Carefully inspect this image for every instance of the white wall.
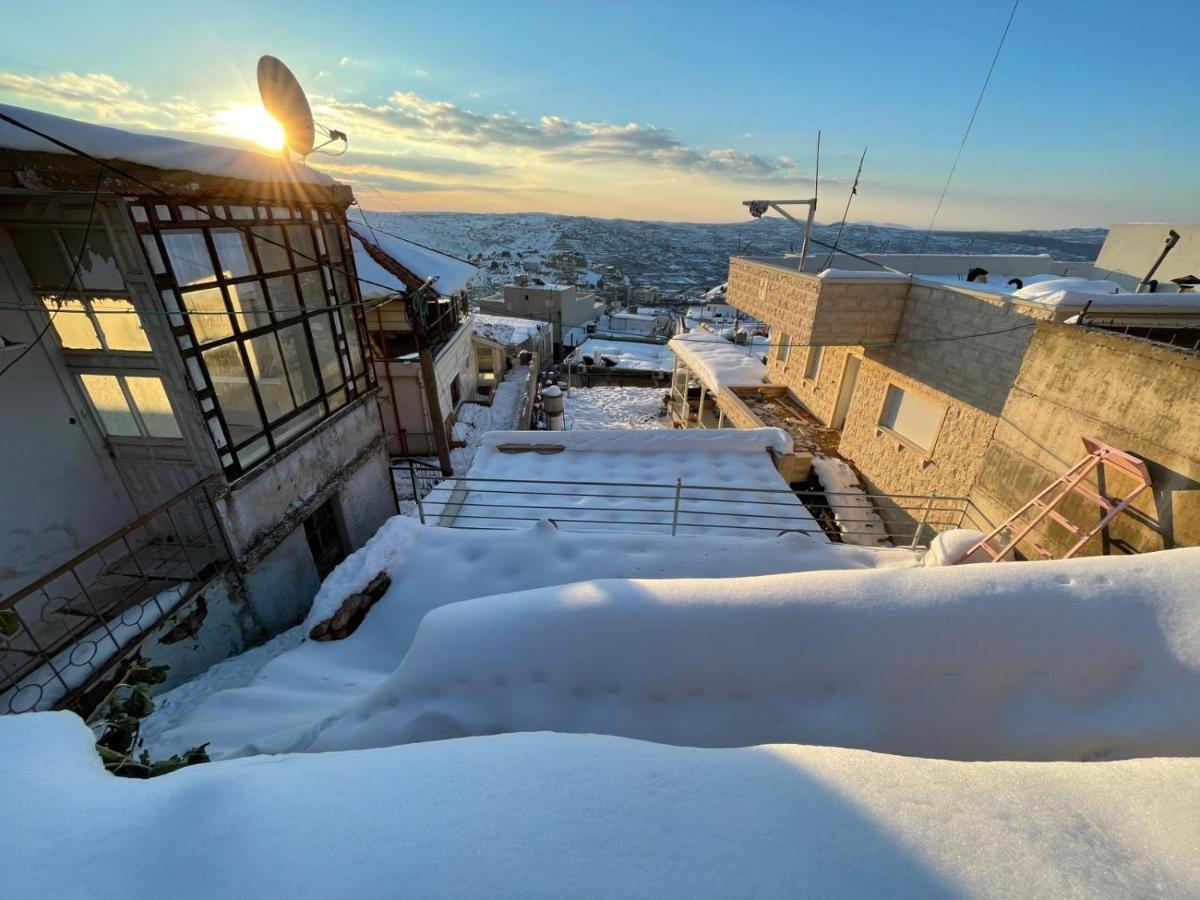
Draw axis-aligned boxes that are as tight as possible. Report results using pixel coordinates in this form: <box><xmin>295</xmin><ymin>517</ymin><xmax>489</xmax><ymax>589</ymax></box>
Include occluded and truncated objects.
<box><xmin>433</xmin><ymin>319</ymin><xmax>478</xmax><ymax>413</ymax></box>
<box><xmin>1094</xmin><ymin>224</ymin><xmax>1200</xmax><ymax>290</ymax></box>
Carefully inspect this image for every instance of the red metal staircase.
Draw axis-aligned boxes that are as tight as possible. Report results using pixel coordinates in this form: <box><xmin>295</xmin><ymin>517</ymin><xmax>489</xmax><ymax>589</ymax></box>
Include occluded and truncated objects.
<box><xmin>956</xmin><ymin>437</ymin><xmax>1152</xmax><ymax>563</ymax></box>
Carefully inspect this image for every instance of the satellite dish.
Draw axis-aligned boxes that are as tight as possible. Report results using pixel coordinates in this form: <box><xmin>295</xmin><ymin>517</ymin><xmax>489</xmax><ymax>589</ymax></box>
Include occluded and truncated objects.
<box><xmin>257</xmin><ymin>55</ymin><xmax>315</xmax><ymax>157</ymax></box>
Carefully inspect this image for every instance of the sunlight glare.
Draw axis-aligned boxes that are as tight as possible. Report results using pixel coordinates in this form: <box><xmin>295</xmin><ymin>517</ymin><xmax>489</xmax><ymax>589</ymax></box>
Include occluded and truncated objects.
<box><xmin>215</xmin><ymin>105</ymin><xmax>286</xmax><ymax>152</ymax></box>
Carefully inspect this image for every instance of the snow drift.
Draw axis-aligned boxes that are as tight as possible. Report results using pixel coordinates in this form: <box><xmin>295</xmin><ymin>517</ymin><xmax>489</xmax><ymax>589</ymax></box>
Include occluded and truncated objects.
<box><xmin>145</xmin><ymin>519</ymin><xmax>913</xmax><ymax>757</ymax></box>
<box><xmin>5</xmin><ymin>712</ymin><xmax>1199</xmax><ymax>899</ymax></box>
<box><xmin>278</xmin><ymin>548</ymin><xmax>1200</xmax><ymax>762</ymax></box>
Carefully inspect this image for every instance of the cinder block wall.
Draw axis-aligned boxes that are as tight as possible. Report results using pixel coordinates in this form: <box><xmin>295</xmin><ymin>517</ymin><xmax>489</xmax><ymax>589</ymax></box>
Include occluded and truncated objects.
<box><xmin>970</xmin><ymin>324</ymin><xmax>1200</xmax><ymax>556</ymax></box>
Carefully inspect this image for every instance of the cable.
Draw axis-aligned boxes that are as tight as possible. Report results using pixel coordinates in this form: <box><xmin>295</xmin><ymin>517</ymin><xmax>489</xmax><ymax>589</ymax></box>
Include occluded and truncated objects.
<box><xmin>916</xmin><ymin>0</ymin><xmax>1020</xmax><ymax>257</ymax></box>
<box><xmin>0</xmin><ymin>109</ymin><xmax>407</xmax><ymax>300</ymax></box>
<box><xmin>820</xmin><ymin>147</ymin><xmax>867</xmax><ymax>270</ymax></box>
<box><xmin>0</xmin><ymin>166</ymin><xmax>104</xmax><ymax>381</ymax></box>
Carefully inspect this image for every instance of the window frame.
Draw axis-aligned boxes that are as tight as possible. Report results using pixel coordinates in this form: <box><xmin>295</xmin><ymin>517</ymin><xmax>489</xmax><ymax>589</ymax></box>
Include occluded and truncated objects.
<box><xmin>877</xmin><ymin>383</ymin><xmax>948</xmax><ymax>455</ymax></box>
<box><xmin>803</xmin><ymin>345</ymin><xmax>823</xmax><ymax>381</ymax></box>
<box><xmin>775</xmin><ymin>331</ymin><xmax>791</xmax><ymax>365</ymax></box>
<box><xmin>129</xmin><ymin>200</ymin><xmax>374</xmax><ymax>478</ymax></box>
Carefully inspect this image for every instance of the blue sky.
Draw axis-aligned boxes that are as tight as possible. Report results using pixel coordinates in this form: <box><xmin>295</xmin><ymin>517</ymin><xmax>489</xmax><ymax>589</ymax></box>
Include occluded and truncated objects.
<box><xmin>0</xmin><ymin>0</ymin><xmax>1196</xmax><ymax>228</ymax></box>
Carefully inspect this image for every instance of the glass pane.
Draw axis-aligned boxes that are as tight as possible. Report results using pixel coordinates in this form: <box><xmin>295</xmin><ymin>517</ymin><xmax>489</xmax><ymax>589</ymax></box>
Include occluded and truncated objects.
<box><xmin>266</xmin><ymin>275</ymin><xmax>299</xmax><ymax>319</ymax></box>
<box><xmin>277</xmin><ymin>323</ymin><xmax>321</xmax><ymax>407</ymax></box>
<box><xmin>202</xmin><ymin>343</ymin><xmax>262</xmax><ymax>444</ymax></box>
<box><xmin>287</xmin><ymin>224</ymin><xmax>316</xmax><ymax>264</ymax></box>
<box><xmin>342</xmin><ymin>309</ymin><xmax>365</xmax><ymax>376</ymax></box>
<box><xmin>80</xmin><ymin>374</ymin><xmax>138</xmax><ymax>436</ymax></box>
<box><xmin>237</xmin><ymin>435</ymin><xmax>270</xmax><ymax>469</ymax></box>
<box><xmin>125</xmin><ymin>376</ymin><xmax>181</xmax><ymax>438</ymax></box>
<box><xmin>10</xmin><ymin>229</ymin><xmax>71</xmax><ymax>289</ymax></box>
<box><xmin>211</xmin><ymin>229</ymin><xmax>256</xmax><ymax>279</ymax></box>
<box><xmin>309</xmin><ymin>314</ymin><xmax>343</xmax><ymax>389</ymax></box>
<box><xmin>92</xmin><ymin>298</ymin><xmax>151</xmax><ymax>351</ymax></box>
<box><xmin>298</xmin><ymin>269</ymin><xmax>325</xmax><ymax>307</ymax></box>
<box><xmin>140</xmin><ymin>235</ymin><xmax>166</xmax><ymax>275</ymax></box>
<box><xmin>246</xmin><ymin>333</ymin><xmax>293</xmax><ymax>421</ymax></box>
<box><xmin>272</xmin><ymin>404</ymin><xmax>322</xmax><ymax>446</ymax></box>
<box><xmin>42</xmin><ymin>296</ymin><xmax>101</xmax><ymax>349</ymax></box>
<box><xmin>323</xmin><ymin>224</ymin><xmax>343</xmax><ymax>263</ymax></box>
<box><xmin>253</xmin><ymin>226</ymin><xmax>289</xmax><ymax>273</ymax></box>
<box><xmin>182</xmin><ymin>287</ymin><xmax>234</xmax><ymax>343</ymax></box>
<box><xmin>62</xmin><ymin>227</ymin><xmax>125</xmax><ymax>291</ymax></box>
<box><xmin>227</xmin><ymin>280</ymin><xmax>272</xmax><ymax>332</ymax></box>
<box><xmin>162</xmin><ymin>230</ymin><xmax>216</xmax><ymax>286</ymax></box>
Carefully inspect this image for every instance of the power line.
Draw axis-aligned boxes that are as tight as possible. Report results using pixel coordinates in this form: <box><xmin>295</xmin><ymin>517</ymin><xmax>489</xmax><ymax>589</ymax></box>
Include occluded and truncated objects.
<box><xmin>0</xmin><ymin>166</ymin><xmax>103</xmax><ymax>381</ymax></box>
<box><xmin>916</xmin><ymin>0</ymin><xmax>1020</xmax><ymax>257</ymax></box>
<box><xmin>0</xmin><ymin>109</ymin><xmax>408</xmax><ymax>300</ymax></box>
<box><xmin>821</xmin><ymin>146</ymin><xmax>867</xmax><ymax>270</ymax></box>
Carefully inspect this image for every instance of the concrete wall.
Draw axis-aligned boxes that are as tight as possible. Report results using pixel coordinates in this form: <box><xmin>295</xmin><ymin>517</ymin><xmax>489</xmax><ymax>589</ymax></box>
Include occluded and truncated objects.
<box><xmin>433</xmin><ymin>319</ymin><xmax>478</xmax><ymax>413</ymax></box>
<box><xmin>1094</xmin><ymin>224</ymin><xmax>1200</xmax><ymax>290</ymax></box>
<box><xmin>970</xmin><ymin>323</ymin><xmax>1200</xmax><ymax>556</ymax></box>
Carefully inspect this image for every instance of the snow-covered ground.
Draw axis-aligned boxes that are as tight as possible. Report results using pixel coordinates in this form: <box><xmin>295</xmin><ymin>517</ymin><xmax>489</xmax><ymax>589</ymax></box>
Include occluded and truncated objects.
<box><xmin>566</xmin><ymin>337</ymin><xmax>672</xmax><ymax>372</ymax></box>
<box><xmin>447</xmin><ymin>366</ymin><xmax>530</xmax><ymax>472</ymax></box>
<box><xmin>8</xmin><ymin>712</ymin><xmax>1199</xmax><ymax>899</ymax></box>
<box><xmin>144</xmin><ymin>518</ymin><xmax>911</xmax><ymax>758</ymax></box>
<box><xmin>565</xmin><ymin>386</ymin><xmax>669</xmax><ymax>430</ymax></box>
<box><xmin>811</xmin><ymin>456</ymin><xmax>892</xmax><ymax>547</ymax></box>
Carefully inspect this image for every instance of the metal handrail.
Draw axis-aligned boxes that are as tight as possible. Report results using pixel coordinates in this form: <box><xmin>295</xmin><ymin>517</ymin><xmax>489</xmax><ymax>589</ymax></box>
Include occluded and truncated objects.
<box><xmin>1</xmin><ymin>475</ymin><xmax>227</xmax><ymax>610</ymax></box>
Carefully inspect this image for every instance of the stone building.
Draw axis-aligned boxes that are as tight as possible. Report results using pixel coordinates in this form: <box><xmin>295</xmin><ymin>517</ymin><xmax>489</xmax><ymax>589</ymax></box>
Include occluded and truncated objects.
<box><xmin>711</xmin><ymin>226</ymin><xmax>1200</xmax><ymax>557</ymax></box>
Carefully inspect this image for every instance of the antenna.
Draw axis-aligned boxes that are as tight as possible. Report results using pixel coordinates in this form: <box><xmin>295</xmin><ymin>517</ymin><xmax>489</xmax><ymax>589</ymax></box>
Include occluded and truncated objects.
<box><xmin>257</xmin><ymin>55</ymin><xmax>348</xmax><ymax>160</ymax></box>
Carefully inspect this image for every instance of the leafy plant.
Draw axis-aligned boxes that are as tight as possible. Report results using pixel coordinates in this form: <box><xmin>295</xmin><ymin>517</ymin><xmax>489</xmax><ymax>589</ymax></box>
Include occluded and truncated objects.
<box><xmin>91</xmin><ymin>657</ymin><xmax>209</xmax><ymax>779</ymax></box>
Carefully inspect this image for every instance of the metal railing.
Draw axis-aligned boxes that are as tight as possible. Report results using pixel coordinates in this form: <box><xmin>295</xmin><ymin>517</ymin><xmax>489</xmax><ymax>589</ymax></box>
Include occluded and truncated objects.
<box><xmin>399</xmin><ymin>474</ymin><xmax>986</xmax><ymax>544</ymax></box>
<box><xmin>1</xmin><ymin>477</ymin><xmax>233</xmax><ymax>716</ymax></box>
<box><xmin>390</xmin><ymin>458</ymin><xmax>449</xmax><ymax>510</ymax></box>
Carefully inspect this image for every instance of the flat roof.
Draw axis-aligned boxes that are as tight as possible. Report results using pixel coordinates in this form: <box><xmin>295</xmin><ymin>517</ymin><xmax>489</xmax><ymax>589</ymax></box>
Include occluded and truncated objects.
<box><xmin>668</xmin><ymin>333</ymin><xmax>769</xmax><ymax>392</ymax></box>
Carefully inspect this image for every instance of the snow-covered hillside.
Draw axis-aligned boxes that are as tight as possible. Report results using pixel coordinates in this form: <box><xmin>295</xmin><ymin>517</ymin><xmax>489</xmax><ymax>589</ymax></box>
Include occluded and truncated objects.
<box><xmin>360</xmin><ymin>210</ymin><xmax>1106</xmax><ymax>298</ymax></box>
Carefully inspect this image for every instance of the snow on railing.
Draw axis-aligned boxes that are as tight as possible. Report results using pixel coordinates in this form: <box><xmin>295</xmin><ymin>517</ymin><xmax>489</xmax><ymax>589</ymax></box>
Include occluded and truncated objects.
<box><xmin>0</xmin><ymin>478</ymin><xmax>233</xmax><ymax>716</ymax></box>
<box><xmin>396</xmin><ymin>474</ymin><xmax>982</xmax><ymax>545</ymax></box>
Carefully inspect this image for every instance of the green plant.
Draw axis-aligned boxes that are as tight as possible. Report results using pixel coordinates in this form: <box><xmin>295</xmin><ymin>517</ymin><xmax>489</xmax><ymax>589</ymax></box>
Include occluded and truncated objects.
<box><xmin>91</xmin><ymin>657</ymin><xmax>209</xmax><ymax>779</ymax></box>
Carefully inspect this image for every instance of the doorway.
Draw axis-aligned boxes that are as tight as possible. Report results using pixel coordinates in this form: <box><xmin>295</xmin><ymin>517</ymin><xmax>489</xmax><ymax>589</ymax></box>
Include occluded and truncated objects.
<box><xmin>832</xmin><ymin>355</ymin><xmax>861</xmax><ymax>429</ymax></box>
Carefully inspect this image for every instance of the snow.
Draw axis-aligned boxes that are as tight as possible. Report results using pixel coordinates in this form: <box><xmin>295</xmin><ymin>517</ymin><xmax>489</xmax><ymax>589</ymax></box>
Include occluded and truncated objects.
<box><xmin>448</xmin><ymin>366</ymin><xmax>530</xmax><ymax>472</ymax></box>
<box><xmin>439</xmin><ymin>427</ymin><xmax>817</xmax><ymax>537</ymax></box>
<box><xmin>145</xmin><ymin>518</ymin><xmax>907</xmax><ymax>759</ymax></box>
<box><xmin>471</xmin><ymin>312</ymin><xmax>548</xmax><ymax>348</ymax></box>
<box><xmin>350</xmin><ymin>234</ymin><xmax>406</xmax><ymax>300</ymax></box>
<box><xmin>0</xmin><ymin>103</ymin><xmax>334</xmax><ymax>186</ymax></box>
<box><xmin>817</xmin><ymin>268</ymin><xmax>911</xmax><ymax>281</ymax></box>
<box><xmin>566</xmin><ymin>337</ymin><xmax>672</xmax><ymax>372</ymax></box>
<box><xmin>810</xmin><ymin>456</ymin><xmax>892</xmax><ymax>547</ymax></box>
<box><xmin>669</xmin><ymin>332</ymin><xmax>768</xmax><ymax>391</ymax></box>
<box><xmin>231</xmin><ymin>547</ymin><xmax>1200</xmax><ymax>761</ymax></box>
<box><xmin>1</xmin><ymin>582</ymin><xmax>188</xmax><ymax>713</ymax></box>
<box><xmin>8</xmin><ymin>713</ymin><xmax>1200</xmax><ymax>899</ymax></box>
<box><xmin>564</xmin><ymin>386</ymin><xmax>668</xmax><ymax>430</ymax></box>
<box><xmin>348</xmin><ymin>222</ymin><xmax>477</xmax><ymax>295</ymax></box>
<box><xmin>1012</xmin><ymin>277</ymin><xmax>1121</xmax><ymax>300</ymax></box>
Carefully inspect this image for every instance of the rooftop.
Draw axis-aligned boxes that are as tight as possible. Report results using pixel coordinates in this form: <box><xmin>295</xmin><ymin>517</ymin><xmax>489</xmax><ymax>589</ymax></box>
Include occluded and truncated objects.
<box><xmin>668</xmin><ymin>332</ymin><xmax>769</xmax><ymax>391</ymax></box>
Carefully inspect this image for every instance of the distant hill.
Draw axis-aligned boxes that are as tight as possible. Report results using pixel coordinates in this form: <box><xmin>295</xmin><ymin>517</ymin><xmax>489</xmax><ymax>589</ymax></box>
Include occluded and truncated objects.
<box><xmin>358</xmin><ymin>210</ymin><xmax>1107</xmax><ymax>296</ymax></box>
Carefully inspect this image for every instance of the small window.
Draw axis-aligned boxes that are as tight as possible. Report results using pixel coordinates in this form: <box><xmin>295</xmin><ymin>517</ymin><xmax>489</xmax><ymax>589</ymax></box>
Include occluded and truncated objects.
<box><xmin>879</xmin><ymin>384</ymin><xmax>946</xmax><ymax>453</ymax></box>
<box><xmin>776</xmin><ymin>332</ymin><xmax>791</xmax><ymax>364</ymax></box>
<box><xmin>79</xmin><ymin>373</ymin><xmax>181</xmax><ymax>439</ymax></box>
<box><xmin>450</xmin><ymin>374</ymin><xmax>462</xmax><ymax>407</ymax></box>
<box><xmin>304</xmin><ymin>498</ymin><xmax>347</xmax><ymax>580</ymax></box>
<box><xmin>804</xmin><ymin>345</ymin><xmax>823</xmax><ymax>381</ymax></box>
<box><xmin>41</xmin><ymin>296</ymin><xmax>151</xmax><ymax>351</ymax></box>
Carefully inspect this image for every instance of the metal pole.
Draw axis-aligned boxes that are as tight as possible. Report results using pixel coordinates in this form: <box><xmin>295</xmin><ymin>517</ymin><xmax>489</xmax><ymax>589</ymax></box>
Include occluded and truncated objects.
<box><xmin>409</xmin><ymin>464</ymin><xmax>426</xmax><ymax>525</ymax></box>
<box><xmin>910</xmin><ymin>492</ymin><xmax>936</xmax><ymax>549</ymax></box>
<box><xmin>671</xmin><ymin>478</ymin><xmax>682</xmax><ymax>536</ymax></box>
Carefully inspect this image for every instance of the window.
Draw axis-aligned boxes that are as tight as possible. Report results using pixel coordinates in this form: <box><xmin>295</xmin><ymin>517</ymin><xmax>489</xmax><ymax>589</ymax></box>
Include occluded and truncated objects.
<box><xmin>130</xmin><ymin>202</ymin><xmax>373</xmax><ymax>478</ymax></box>
<box><xmin>303</xmin><ymin>497</ymin><xmax>347</xmax><ymax>579</ymax></box>
<box><xmin>775</xmin><ymin>331</ymin><xmax>791</xmax><ymax>364</ymax></box>
<box><xmin>879</xmin><ymin>384</ymin><xmax>946</xmax><ymax>453</ymax></box>
<box><xmin>78</xmin><ymin>374</ymin><xmax>182</xmax><ymax>438</ymax></box>
<box><xmin>450</xmin><ymin>374</ymin><xmax>462</xmax><ymax>407</ymax></box>
<box><xmin>804</xmin><ymin>345</ymin><xmax>823</xmax><ymax>381</ymax></box>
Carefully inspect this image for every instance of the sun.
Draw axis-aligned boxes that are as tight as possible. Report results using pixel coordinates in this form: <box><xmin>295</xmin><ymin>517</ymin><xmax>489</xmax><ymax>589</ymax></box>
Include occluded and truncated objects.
<box><xmin>215</xmin><ymin>105</ymin><xmax>286</xmax><ymax>152</ymax></box>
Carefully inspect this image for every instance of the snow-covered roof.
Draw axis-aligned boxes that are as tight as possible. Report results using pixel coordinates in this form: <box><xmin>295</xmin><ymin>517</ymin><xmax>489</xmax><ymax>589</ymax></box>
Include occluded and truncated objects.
<box><xmin>668</xmin><ymin>332</ymin><xmax>769</xmax><ymax>391</ymax></box>
<box><xmin>817</xmin><ymin>268</ymin><xmax>911</xmax><ymax>282</ymax></box>
<box><xmin>568</xmin><ymin>338</ymin><xmax>672</xmax><ymax>372</ymax></box>
<box><xmin>0</xmin><ymin>103</ymin><xmax>335</xmax><ymax>187</ymax></box>
<box><xmin>471</xmin><ymin>313</ymin><xmax>548</xmax><ymax>349</ymax></box>
<box><xmin>442</xmin><ymin>428</ymin><xmax>811</xmax><ymax>537</ymax></box>
<box><xmin>916</xmin><ymin>273</ymin><xmax>1200</xmax><ymax>315</ymax></box>
<box><xmin>350</xmin><ymin>234</ymin><xmax>407</xmax><ymax>301</ymax></box>
<box><xmin>348</xmin><ymin>222</ymin><xmax>477</xmax><ymax>296</ymax></box>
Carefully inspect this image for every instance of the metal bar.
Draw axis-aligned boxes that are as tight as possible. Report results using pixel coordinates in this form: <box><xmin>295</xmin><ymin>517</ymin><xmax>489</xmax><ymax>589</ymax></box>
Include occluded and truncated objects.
<box><xmin>910</xmin><ymin>493</ymin><xmax>936</xmax><ymax>550</ymax></box>
<box><xmin>410</xmin><ymin>464</ymin><xmax>426</xmax><ymax>525</ymax></box>
<box><xmin>671</xmin><ymin>479</ymin><xmax>683</xmax><ymax>536</ymax></box>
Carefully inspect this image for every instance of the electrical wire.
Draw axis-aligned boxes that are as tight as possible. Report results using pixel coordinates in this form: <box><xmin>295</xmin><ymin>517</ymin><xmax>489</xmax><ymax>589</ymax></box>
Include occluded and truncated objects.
<box><xmin>0</xmin><ymin>166</ymin><xmax>103</xmax><ymax>381</ymax></box>
<box><xmin>0</xmin><ymin>109</ymin><xmax>408</xmax><ymax>300</ymax></box>
<box><xmin>915</xmin><ymin>0</ymin><xmax>1020</xmax><ymax>257</ymax></box>
<box><xmin>820</xmin><ymin>147</ymin><xmax>867</xmax><ymax>270</ymax></box>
